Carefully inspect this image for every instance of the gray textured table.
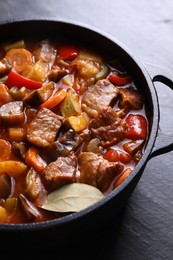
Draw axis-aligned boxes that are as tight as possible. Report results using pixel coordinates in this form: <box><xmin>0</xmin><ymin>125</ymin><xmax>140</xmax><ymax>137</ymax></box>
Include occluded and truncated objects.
<box><xmin>1</xmin><ymin>1</ymin><xmax>173</xmax><ymax>259</ymax></box>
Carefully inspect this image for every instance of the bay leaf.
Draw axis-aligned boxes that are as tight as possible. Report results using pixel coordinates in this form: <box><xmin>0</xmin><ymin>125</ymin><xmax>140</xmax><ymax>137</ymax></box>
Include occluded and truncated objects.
<box><xmin>41</xmin><ymin>183</ymin><xmax>104</xmax><ymax>213</ymax></box>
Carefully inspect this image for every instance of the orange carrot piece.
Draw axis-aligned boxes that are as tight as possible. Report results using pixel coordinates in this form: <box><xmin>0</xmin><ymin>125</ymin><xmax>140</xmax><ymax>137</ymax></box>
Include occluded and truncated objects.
<box><xmin>40</xmin><ymin>89</ymin><xmax>67</xmax><ymax>110</ymax></box>
<box><xmin>5</xmin><ymin>48</ymin><xmax>33</xmax><ymax>74</ymax></box>
<box><xmin>0</xmin><ymin>84</ymin><xmax>13</xmax><ymax>106</ymax></box>
<box><xmin>25</xmin><ymin>146</ymin><xmax>47</xmax><ymax>173</ymax></box>
<box><xmin>0</xmin><ymin>139</ymin><xmax>11</xmax><ymax>161</ymax></box>
<box><xmin>0</xmin><ymin>161</ymin><xmax>27</xmax><ymax>177</ymax></box>
<box><xmin>113</xmin><ymin>168</ymin><xmax>132</xmax><ymax>189</ymax></box>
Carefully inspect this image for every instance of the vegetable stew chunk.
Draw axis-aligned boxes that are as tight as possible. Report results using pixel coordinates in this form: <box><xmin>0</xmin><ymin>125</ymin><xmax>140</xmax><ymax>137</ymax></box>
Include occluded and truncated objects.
<box><xmin>27</xmin><ymin>107</ymin><xmax>63</xmax><ymax>147</ymax></box>
<box><xmin>42</xmin><ymin>153</ymin><xmax>77</xmax><ymax>191</ymax></box>
<box><xmin>82</xmin><ymin>79</ymin><xmax>119</xmax><ymax>117</ymax></box>
<box><xmin>78</xmin><ymin>152</ymin><xmax>124</xmax><ymax>192</ymax></box>
<box><xmin>89</xmin><ymin>106</ymin><xmax>127</xmax><ymax>147</ymax></box>
<box><xmin>0</xmin><ymin>101</ymin><xmax>25</xmax><ymax>125</ymax></box>
<box><xmin>45</xmin><ymin>129</ymin><xmax>83</xmax><ymax>162</ymax></box>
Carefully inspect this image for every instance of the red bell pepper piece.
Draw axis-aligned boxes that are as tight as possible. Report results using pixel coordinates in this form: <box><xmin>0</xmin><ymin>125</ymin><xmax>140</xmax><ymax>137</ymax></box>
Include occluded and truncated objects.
<box><xmin>5</xmin><ymin>69</ymin><xmax>42</xmax><ymax>89</ymax></box>
<box><xmin>108</xmin><ymin>74</ymin><xmax>132</xmax><ymax>86</ymax></box>
<box><xmin>125</xmin><ymin>114</ymin><xmax>147</xmax><ymax>140</ymax></box>
<box><xmin>58</xmin><ymin>45</ymin><xmax>78</xmax><ymax>61</ymax></box>
<box><xmin>104</xmin><ymin>149</ymin><xmax>131</xmax><ymax>164</ymax></box>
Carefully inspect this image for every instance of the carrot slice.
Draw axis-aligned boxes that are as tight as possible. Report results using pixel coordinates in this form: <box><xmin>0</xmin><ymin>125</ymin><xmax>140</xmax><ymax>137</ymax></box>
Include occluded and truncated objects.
<box><xmin>40</xmin><ymin>89</ymin><xmax>67</xmax><ymax>109</ymax></box>
<box><xmin>25</xmin><ymin>146</ymin><xmax>47</xmax><ymax>173</ymax></box>
<box><xmin>113</xmin><ymin>168</ymin><xmax>132</xmax><ymax>188</ymax></box>
<box><xmin>5</xmin><ymin>48</ymin><xmax>33</xmax><ymax>74</ymax></box>
<box><xmin>0</xmin><ymin>139</ymin><xmax>11</xmax><ymax>161</ymax></box>
<box><xmin>0</xmin><ymin>83</ymin><xmax>13</xmax><ymax>106</ymax></box>
<box><xmin>0</xmin><ymin>161</ymin><xmax>27</xmax><ymax>177</ymax></box>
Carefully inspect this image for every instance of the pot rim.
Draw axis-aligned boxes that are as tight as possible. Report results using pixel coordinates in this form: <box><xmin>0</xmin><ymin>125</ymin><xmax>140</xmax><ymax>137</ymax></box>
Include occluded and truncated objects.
<box><xmin>0</xmin><ymin>17</ymin><xmax>159</xmax><ymax>231</ymax></box>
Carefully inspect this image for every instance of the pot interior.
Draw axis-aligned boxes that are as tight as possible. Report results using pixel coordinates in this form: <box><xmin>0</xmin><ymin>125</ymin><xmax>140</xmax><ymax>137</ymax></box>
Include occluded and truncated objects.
<box><xmin>0</xmin><ymin>19</ymin><xmax>158</xmax><ymax>237</ymax></box>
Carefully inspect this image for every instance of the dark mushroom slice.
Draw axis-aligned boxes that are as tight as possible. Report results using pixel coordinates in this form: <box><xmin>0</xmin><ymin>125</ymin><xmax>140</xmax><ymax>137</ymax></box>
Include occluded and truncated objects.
<box><xmin>25</xmin><ymin>168</ymin><xmax>47</xmax><ymax>204</ymax></box>
<box><xmin>44</xmin><ymin>129</ymin><xmax>83</xmax><ymax>162</ymax></box>
<box><xmin>12</xmin><ymin>142</ymin><xmax>27</xmax><ymax>161</ymax></box>
<box><xmin>19</xmin><ymin>193</ymin><xmax>43</xmax><ymax>222</ymax></box>
<box><xmin>0</xmin><ymin>173</ymin><xmax>11</xmax><ymax>199</ymax></box>
<box><xmin>23</xmin><ymin>81</ymin><xmax>55</xmax><ymax>106</ymax></box>
<box><xmin>0</xmin><ymin>101</ymin><xmax>25</xmax><ymax>125</ymax></box>
<box><xmin>118</xmin><ymin>86</ymin><xmax>144</xmax><ymax>110</ymax></box>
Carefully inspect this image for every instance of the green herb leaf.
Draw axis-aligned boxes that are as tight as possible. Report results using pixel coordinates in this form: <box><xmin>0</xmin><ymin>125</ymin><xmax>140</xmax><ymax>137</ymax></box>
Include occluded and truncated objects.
<box><xmin>41</xmin><ymin>183</ymin><xmax>104</xmax><ymax>213</ymax></box>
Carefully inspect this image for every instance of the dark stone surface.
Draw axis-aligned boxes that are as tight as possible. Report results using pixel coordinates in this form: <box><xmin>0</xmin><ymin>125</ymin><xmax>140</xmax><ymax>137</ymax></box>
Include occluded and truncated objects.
<box><xmin>1</xmin><ymin>1</ymin><xmax>173</xmax><ymax>259</ymax></box>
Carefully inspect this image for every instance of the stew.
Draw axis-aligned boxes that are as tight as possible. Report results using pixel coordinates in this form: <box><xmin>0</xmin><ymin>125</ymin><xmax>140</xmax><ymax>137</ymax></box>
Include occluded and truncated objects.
<box><xmin>0</xmin><ymin>38</ymin><xmax>148</xmax><ymax>223</ymax></box>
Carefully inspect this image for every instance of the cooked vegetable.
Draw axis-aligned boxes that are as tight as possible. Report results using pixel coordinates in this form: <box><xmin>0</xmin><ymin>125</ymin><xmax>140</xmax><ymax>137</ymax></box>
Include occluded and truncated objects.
<box><xmin>19</xmin><ymin>193</ymin><xmax>43</xmax><ymax>221</ymax></box>
<box><xmin>123</xmin><ymin>140</ymin><xmax>144</xmax><ymax>156</ymax></box>
<box><xmin>3</xmin><ymin>40</ymin><xmax>26</xmax><ymax>52</ymax></box>
<box><xmin>0</xmin><ymin>83</ymin><xmax>13</xmax><ymax>106</ymax></box>
<box><xmin>4</xmin><ymin>197</ymin><xmax>18</xmax><ymax>214</ymax></box>
<box><xmin>64</xmin><ymin>112</ymin><xmax>89</xmax><ymax>132</ymax></box>
<box><xmin>0</xmin><ymin>139</ymin><xmax>11</xmax><ymax>161</ymax></box>
<box><xmin>60</xmin><ymin>88</ymin><xmax>81</xmax><ymax>118</ymax></box>
<box><xmin>5</xmin><ymin>48</ymin><xmax>33</xmax><ymax>74</ymax></box>
<box><xmin>25</xmin><ymin>146</ymin><xmax>47</xmax><ymax>172</ymax></box>
<box><xmin>5</xmin><ymin>69</ymin><xmax>42</xmax><ymax>89</ymax></box>
<box><xmin>58</xmin><ymin>45</ymin><xmax>78</xmax><ymax>61</ymax></box>
<box><xmin>125</xmin><ymin>114</ymin><xmax>147</xmax><ymax>140</ymax></box>
<box><xmin>23</xmin><ymin>60</ymin><xmax>48</xmax><ymax>82</ymax></box>
<box><xmin>113</xmin><ymin>168</ymin><xmax>132</xmax><ymax>188</ymax></box>
<box><xmin>0</xmin><ymin>206</ymin><xmax>7</xmax><ymax>223</ymax></box>
<box><xmin>8</xmin><ymin>127</ymin><xmax>25</xmax><ymax>142</ymax></box>
<box><xmin>0</xmin><ymin>161</ymin><xmax>27</xmax><ymax>177</ymax></box>
<box><xmin>0</xmin><ymin>58</ymin><xmax>11</xmax><ymax>75</ymax></box>
<box><xmin>0</xmin><ymin>101</ymin><xmax>25</xmax><ymax>125</ymax></box>
<box><xmin>25</xmin><ymin>168</ymin><xmax>47</xmax><ymax>203</ymax></box>
<box><xmin>40</xmin><ymin>89</ymin><xmax>67</xmax><ymax>109</ymax></box>
<box><xmin>103</xmin><ymin>149</ymin><xmax>131</xmax><ymax>164</ymax></box>
<box><xmin>108</xmin><ymin>74</ymin><xmax>132</xmax><ymax>86</ymax></box>
<box><xmin>0</xmin><ymin>173</ymin><xmax>11</xmax><ymax>198</ymax></box>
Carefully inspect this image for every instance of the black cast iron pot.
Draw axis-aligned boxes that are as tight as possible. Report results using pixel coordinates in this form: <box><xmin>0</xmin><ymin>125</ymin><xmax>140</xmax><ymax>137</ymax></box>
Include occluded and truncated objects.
<box><xmin>1</xmin><ymin>18</ymin><xmax>173</xmax><ymax>247</ymax></box>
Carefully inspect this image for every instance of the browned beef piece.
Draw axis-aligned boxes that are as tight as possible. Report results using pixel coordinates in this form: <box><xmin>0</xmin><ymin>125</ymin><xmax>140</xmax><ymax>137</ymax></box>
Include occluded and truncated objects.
<box><xmin>27</xmin><ymin>107</ymin><xmax>63</xmax><ymax>147</ymax></box>
<box><xmin>82</xmin><ymin>79</ymin><xmax>119</xmax><ymax>117</ymax></box>
<box><xmin>118</xmin><ymin>86</ymin><xmax>144</xmax><ymax>110</ymax></box>
<box><xmin>0</xmin><ymin>101</ymin><xmax>24</xmax><ymax>125</ymax></box>
<box><xmin>78</xmin><ymin>152</ymin><xmax>124</xmax><ymax>192</ymax></box>
<box><xmin>42</xmin><ymin>153</ymin><xmax>77</xmax><ymax>191</ymax></box>
<box><xmin>89</xmin><ymin>106</ymin><xmax>127</xmax><ymax>147</ymax></box>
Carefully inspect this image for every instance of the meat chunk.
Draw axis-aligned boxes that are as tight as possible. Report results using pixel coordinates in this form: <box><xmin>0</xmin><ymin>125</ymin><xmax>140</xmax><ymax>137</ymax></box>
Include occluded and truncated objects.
<box><xmin>78</xmin><ymin>152</ymin><xmax>123</xmax><ymax>192</ymax></box>
<box><xmin>42</xmin><ymin>153</ymin><xmax>77</xmax><ymax>191</ymax></box>
<box><xmin>118</xmin><ymin>86</ymin><xmax>144</xmax><ymax>110</ymax></box>
<box><xmin>89</xmin><ymin>107</ymin><xmax>127</xmax><ymax>147</ymax></box>
<box><xmin>33</xmin><ymin>40</ymin><xmax>56</xmax><ymax>67</ymax></box>
<box><xmin>82</xmin><ymin>79</ymin><xmax>119</xmax><ymax>117</ymax></box>
<box><xmin>0</xmin><ymin>101</ymin><xmax>24</xmax><ymax>125</ymax></box>
<box><xmin>27</xmin><ymin>107</ymin><xmax>63</xmax><ymax>147</ymax></box>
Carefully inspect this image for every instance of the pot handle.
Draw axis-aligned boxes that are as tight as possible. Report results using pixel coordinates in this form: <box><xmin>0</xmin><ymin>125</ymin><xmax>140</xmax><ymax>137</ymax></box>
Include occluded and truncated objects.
<box><xmin>145</xmin><ymin>63</ymin><xmax>173</xmax><ymax>159</ymax></box>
